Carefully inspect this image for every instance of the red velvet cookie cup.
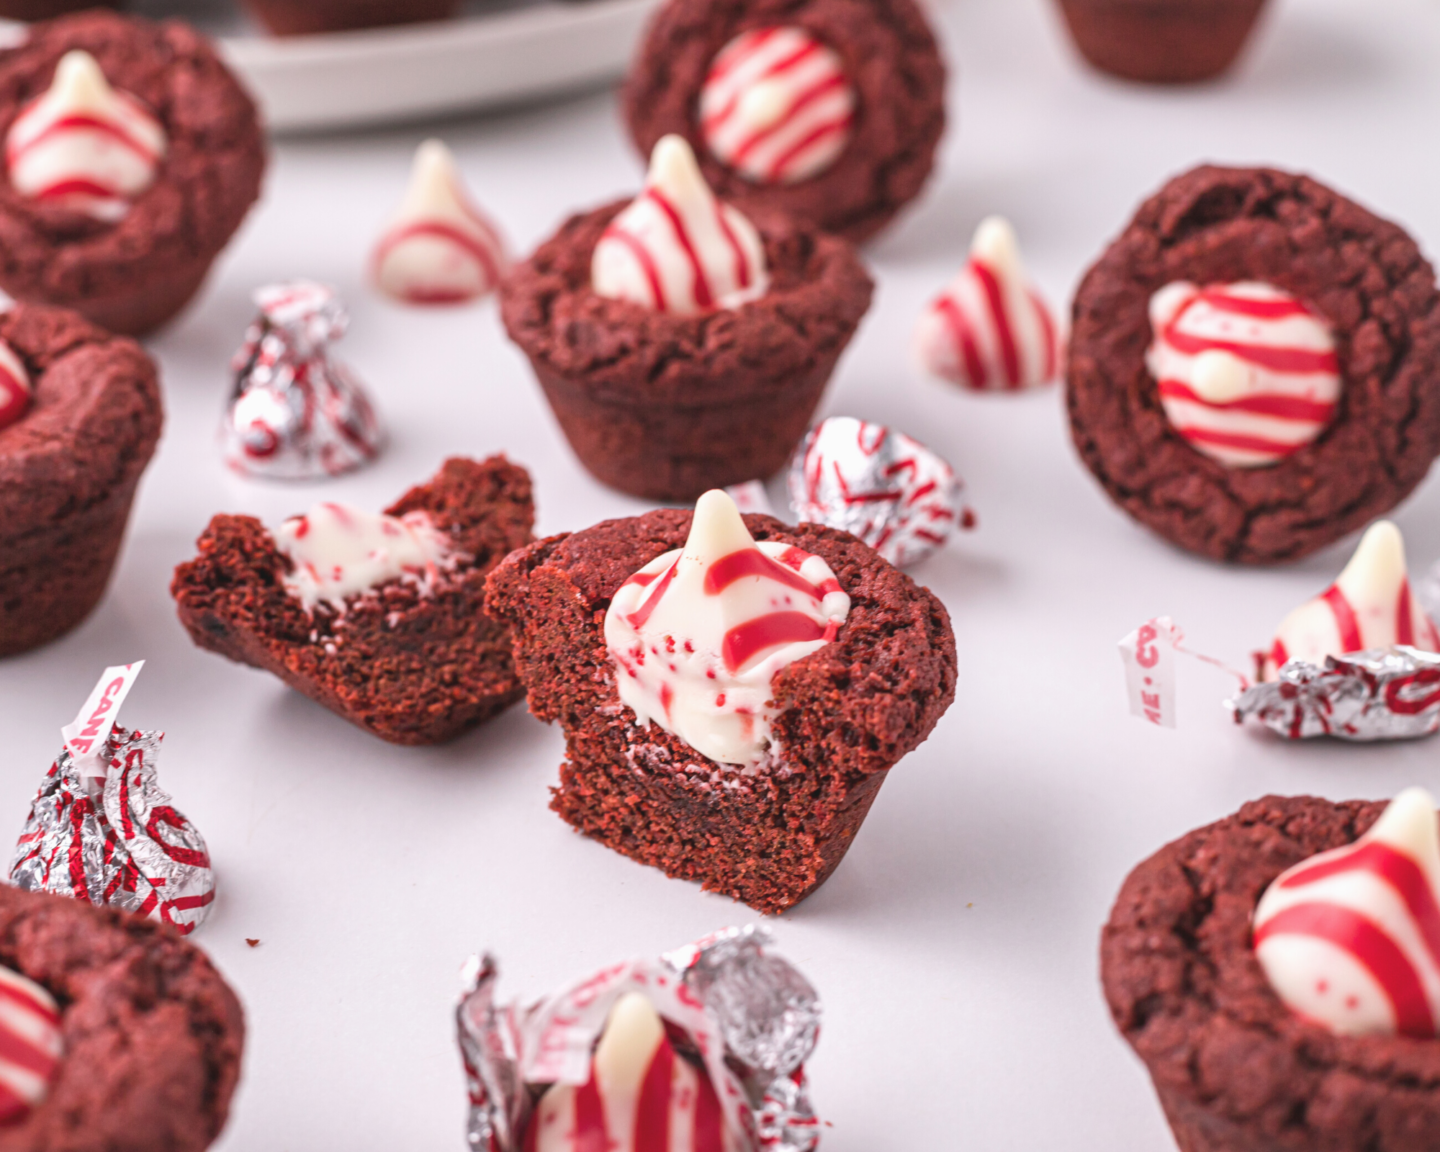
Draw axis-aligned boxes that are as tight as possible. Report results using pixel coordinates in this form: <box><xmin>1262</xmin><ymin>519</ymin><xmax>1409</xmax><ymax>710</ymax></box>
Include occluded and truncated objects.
<box><xmin>0</xmin><ymin>303</ymin><xmax>163</xmax><ymax>658</ymax></box>
<box><xmin>1054</xmin><ymin>0</ymin><xmax>1271</xmax><ymax>85</ymax></box>
<box><xmin>242</xmin><ymin>0</ymin><xmax>462</xmax><ymax>35</ymax></box>
<box><xmin>1066</xmin><ymin>165</ymin><xmax>1440</xmax><ymax>565</ymax></box>
<box><xmin>1102</xmin><ymin>795</ymin><xmax>1440</xmax><ymax>1152</ymax></box>
<box><xmin>0</xmin><ymin>0</ymin><xmax>117</xmax><ymax>18</ymax></box>
<box><xmin>500</xmin><ymin>200</ymin><xmax>873</xmax><ymax>501</ymax></box>
<box><xmin>0</xmin><ymin>885</ymin><xmax>244</xmax><ymax>1152</ymax></box>
<box><xmin>485</xmin><ymin>508</ymin><xmax>956</xmax><ymax>914</ymax></box>
<box><xmin>0</xmin><ymin>12</ymin><xmax>266</xmax><ymax>337</ymax></box>
<box><xmin>623</xmin><ymin>0</ymin><xmax>947</xmax><ymax>243</ymax></box>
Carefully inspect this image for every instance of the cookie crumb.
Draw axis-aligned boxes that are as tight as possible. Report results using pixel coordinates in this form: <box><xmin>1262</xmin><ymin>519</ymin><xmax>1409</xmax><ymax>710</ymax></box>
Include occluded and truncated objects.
<box><xmin>245</xmin><ymin>938</ymin><xmax>260</xmax><ymax>948</ymax></box>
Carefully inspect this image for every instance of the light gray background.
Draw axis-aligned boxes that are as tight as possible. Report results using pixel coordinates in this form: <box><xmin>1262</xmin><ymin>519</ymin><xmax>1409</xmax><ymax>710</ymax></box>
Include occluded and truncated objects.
<box><xmin>3</xmin><ymin>0</ymin><xmax>1439</xmax><ymax>1147</ymax></box>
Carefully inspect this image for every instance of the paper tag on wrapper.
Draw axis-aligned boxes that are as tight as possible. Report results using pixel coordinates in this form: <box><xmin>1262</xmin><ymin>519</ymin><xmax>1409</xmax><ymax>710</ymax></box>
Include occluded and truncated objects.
<box><xmin>1119</xmin><ymin>618</ymin><xmax>1178</xmax><ymax>728</ymax></box>
<box><xmin>60</xmin><ymin>662</ymin><xmax>144</xmax><ymax>777</ymax></box>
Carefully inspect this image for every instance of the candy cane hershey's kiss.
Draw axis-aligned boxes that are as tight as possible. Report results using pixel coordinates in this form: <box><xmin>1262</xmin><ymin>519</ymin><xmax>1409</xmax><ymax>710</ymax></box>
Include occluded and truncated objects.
<box><xmin>1148</xmin><ymin>280</ymin><xmax>1342</xmax><ymax>468</ymax></box>
<box><xmin>372</xmin><ymin>139</ymin><xmax>507</xmax><ymax>305</ymax></box>
<box><xmin>524</xmin><ymin>992</ymin><xmax>733</xmax><ymax>1152</ymax></box>
<box><xmin>604</xmin><ymin>489</ymin><xmax>850</xmax><ymax>767</ymax></box>
<box><xmin>914</xmin><ymin>217</ymin><xmax>1061</xmax><ymax>392</ymax></box>
<box><xmin>1260</xmin><ymin>521</ymin><xmax>1440</xmax><ymax>680</ymax></box>
<box><xmin>0</xmin><ymin>340</ymin><xmax>31</xmax><ymax>432</ymax></box>
<box><xmin>1254</xmin><ymin>787</ymin><xmax>1440</xmax><ymax>1038</ymax></box>
<box><xmin>698</xmin><ymin>26</ymin><xmax>857</xmax><ymax>187</ymax></box>
<box><xmin>592</xmin><ymin>135</ymin><xmax>768</xmax><ymax>317</ymax></box>
<box><xmin>6</xmin><ymin>50</ymin><xmax>166</xmax><ymax>222</ymax></box>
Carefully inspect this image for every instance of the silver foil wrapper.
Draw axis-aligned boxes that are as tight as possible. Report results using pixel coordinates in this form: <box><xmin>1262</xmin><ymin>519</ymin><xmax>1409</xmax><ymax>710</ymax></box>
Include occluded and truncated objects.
<box><xmin>788</xmin><ymin>415</ymin><xmax>969</xmax><ymax>567</ymax></box>
<box><xmin>9</xmin><ymin>726</ymin><xmax>215</xmax><ymax>933</ymax></box>
<box><xmin>222</xmin><ymin>281</ymin><xmax>382</xmax><ymax>480</ymax></box>
<box><xmin>457</xmin><ymin>925</ymin><xmax>821</xmax><ymax>1152</ymax></box>
<box><xmin>1230</xmin><ymin>647</ymin><xmax>1440</xmax><ymax>741</ymax></box>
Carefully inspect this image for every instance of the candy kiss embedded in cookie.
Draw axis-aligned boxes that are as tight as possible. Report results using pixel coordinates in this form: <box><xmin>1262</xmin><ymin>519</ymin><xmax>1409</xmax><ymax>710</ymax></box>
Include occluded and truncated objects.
<box><xmin>1254</xmin><ymin>787</ymin><xmax>1440</xmax><ymax>1038</ymax></box>
<box><xmin>698</xmin><ymin>26</ymin><xmax>857</xmax><ymax>186</ymax></box>
<box><xmin>6</xmin><ymin>50</ymin><xmax>166</xmax><ymax>222</ymax></box>
<box><xmin>524</xmin><ymin>992</ymin><xmax>728</xmax><ymax>1152</ymax></box>
<box><xmin>592</xmin><ymin>135</ymin><xmax>768</xmax><ymax>316</ymax></box>
<box><xmin>604</xmin><ymin>489</ymin><xmax>849</xmax><ymax>766</ymax></box>
<box><xmin>1261</xmin><ymin>521</ymin><xmax>1440</xmax><ymax>680</ymax></box>
<box><xmin>0</xmin><ymin>340</ymin><xmax>31</xmax><ymax>432</ymax></box>
<box><xmin>372</xmin><ymin>140</ymin><xmax>507</xmax><ymax>305</ymax></box>
<box><xmin>275</xmin><ymin>501</ymin><xmax>459</xmax><ymax>612</ymax></box>
<box><xmin>0</xmin><ymin>965</ymin><xmax>61</xmax><ymax>1125</ymax></box>
<box><xmin>914</xmin><ymin>217</ymin><xmax>1060</xmax><ymax>391</ymax></box>
<box><xmin>1147</xmin><ymin>280</ymin><xmax>1342</xmax><ymax>468</ymax></box>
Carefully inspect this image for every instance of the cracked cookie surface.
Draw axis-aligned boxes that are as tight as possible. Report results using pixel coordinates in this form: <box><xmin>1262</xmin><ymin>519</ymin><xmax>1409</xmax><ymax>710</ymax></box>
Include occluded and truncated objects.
<box><xmin>1102</xmin><ymin>794</ymin><xmax>1440</xmax><ymax>1152</ymax></box>
<box><xmin>1067</xmin><ymin>166</ymin><xmax>1440</xmax><ymax>565</ymax></box>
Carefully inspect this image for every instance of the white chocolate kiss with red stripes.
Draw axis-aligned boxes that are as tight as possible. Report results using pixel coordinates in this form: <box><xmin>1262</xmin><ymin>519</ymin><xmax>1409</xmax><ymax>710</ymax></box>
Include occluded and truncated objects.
<box><xmin>698</xmin><ymin>25</ymin><xmax>856</xmax><ymax>187</ymax></box>
<box><xmin>525</xmin><ymin>992</ymin><xmax>736</xmax><ymax>1152</ymax></box>
<box><xmin>605</xmin><ymin>489</ymin><xmax>850</xmax><ymax>767</ymax></box>
<box><xmin>1261</xmin><ymin>521</ymin><xmax>1440</xmax><ymax>681</ymax></box>
<box><xmin>0</xmin><ymin>340</ymin><xmax>31</xmax><ymax>433</ymax></box>
<box><xmin>592</xmin><ymin>135</ymin><xmax>768</xmax><ymax>317</ymax></box>
<box><xmin>6</xmin><ymin>51</ymin><xmax>165</xmax><ymax>223</ymax></box>
<box><xmin>372</xmin><ymin>139</ymin><xmax>507</xmax><ymax>305</ymax></box>
<box><xmin>1148</xmin><ymin>280</ymin><xmax>1341</xmax><ymax>468</ymax></box>
<box><xmin>1254</xmin><ymin>787</ymin><xmax>1440</xmax><ymax>1039</ymax></box>
<box><xmin>0</xmin><ymin>965</ymin><xmax>61</xmax><ymax>1125</ymax></box>
<box><xmin>274</xmin><ymin>501</ymin><xmax>459</xmax><ymax>613</ymax></box>
<box><xmin>913</xmin><ymin>217</ymin><xmax>1061</xmax><ymax>392</ymax></box>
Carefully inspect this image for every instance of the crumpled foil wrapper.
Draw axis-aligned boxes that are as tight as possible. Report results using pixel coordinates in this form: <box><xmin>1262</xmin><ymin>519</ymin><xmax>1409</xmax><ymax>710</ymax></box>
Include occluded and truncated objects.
<box><xmin>456</xmin><ymin>925</ymin><xmax>820</xmax><ymax>1152</ymax></box>
<box><xmin>788</xmin><ymin>415</ymin><xmax>970</xmax><ymax>567</ymax></box>
<box><xmin>1230</xmin><ymin>647</ymin><xmax>1440</xmax><ymax>741</ymax></box>
<box><xmin>221</xmin><ymin>280</ymin><xmax>382</xmax><ymax>480</ymax></box>
<box><xmin>8</xmin><ymin>726</ymin><xmax>214</xmax><ymax>933</ymax></box>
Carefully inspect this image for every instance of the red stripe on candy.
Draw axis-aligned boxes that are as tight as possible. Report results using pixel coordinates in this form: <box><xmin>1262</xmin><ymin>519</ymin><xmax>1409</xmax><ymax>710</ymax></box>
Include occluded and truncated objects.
<box><xmin>633</xmin><ymin>1037</ymin><xmax>675</xmax><ymax>1151</ymax></box>
<box><xmin>722</xmin><ymin>612</ymin><xmax>825</xmax><ymax>672</ymax></box>
<box><xmin>34</xmin><ymin>178</ymin><xmax>120</xmax><ymax>201</ymax></box>
<box><xmin>711</xmin><ymin>202</ymin><xmax>750</xmax><ymax>292</ymax></box>
<box><xmin>702</xmin><ymin>27</ymin><xmax>782</xmax><ymax>93</ymax></box>
<box><xmin>1163</xmin><ymin>324</ymin><xmax>1340</xmax><ymax>375</ymax></box>
<box><xmin>373</xmin><ymin>220</ymin><xmax>501</xmax><ymax>293</ymax></box>
<box><xmin>971</xmin><ymin>260</ymin><xmax>1021</xmax><ymax>388</ymax></box>
<box><xmin>1279</xmin><ymin>840</ymin><xmax>1440</xmax><ymax>972</ymax></box>
<box><xmin>704</xmin><ymin>548</ymin><xmax>818</xmax><ymax>598</ymax></box>
<box><xmin>0</xmin><ymin>983</ymin><xmax>57</xmax><ymax>1029</ymax></box>
<box><xmin>1031</xmin><ymin>288</ymin><xmax>1057</xmax><ymax>381</ymax></box>
<box><xmin>1255</xmin><ymin>901</ymin><xmax>1436</xmax><ymax>1038</ymax></box>
<box><xmin>627</xmin><ymin>560</ymin><xmax>679</xmax><ymax>630</ymax></box>
<box><xmin>7</xmin><ymin>112</ymin><xmax>158</xmax><ymax>165</ymax></box>
<box><xmin>692</xmin><ymin>1054</ymin><xmax>726</xmax><ymax>1152</ymax></box>
<box><xmin>572</xmin><ymin>1066</ymin><xmax>609</xmax><ymax>1152</ymax></box>
<box><xmin>1169</xmin><ymin>425</ymin><xmax>1308</xmax><ymax>458</ymax></box>
<box><xmin>1323</xmin><ymin>584</ymin><xmax>1364</xmax><ymax>654</ymax></box>
<box><xmin>603</xmin><ymin>225</ymin><xmax>669</xmax><ymax>313</ymax></box>
<box><xmin>644</xmin><ymin>187</ymin><xmax>714</xmax><ymax>310</ymax></box>
<box><xmin>936</xmin><ymin>295</ymin><xmax>987</xmax><ymax>387</ymax></box>
<box><xmin>1157</xmin><ymin>380</ymin><xmax>1336</xmax><ymax>423</ymax></box>
<box><xmin>764</xmin><ymin>112</ymin><xmax>853</xmax><ymax>184</ymax></box>
<box><xmin>0</xmin><ymin>1020</ymin><xmax>55</xmax><ymax>1080</ymax></box>
<box><xmin>728</xmin><ymin>73</ymin><xmax>847</xmax><ymax>166</ymax></box>
<box><xmin>1398</xmin><ymin>580</ymin><xmax>1416</xmax><ymax>647</ymax></box>
<box><xmin>1198</xmin><ymin>288</ymin><xmax>1313</xmax><ymax>320</ymax></box>
<box><xmin>0</xmin><ymin>1081</ymin><xmax>32</xmax><ymax>1126</ymax></box>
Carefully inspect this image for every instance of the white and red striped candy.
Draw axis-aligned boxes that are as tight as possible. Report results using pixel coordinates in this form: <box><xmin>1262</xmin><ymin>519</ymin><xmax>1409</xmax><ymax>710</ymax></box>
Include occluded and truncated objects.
<box><xmin>372</xmin><ymin>139</ymin><xmax>507</xmax><ymax>305</ymax></box>
<box><xmin>592</xmin><ymin>135</ymin><xmax>768</xmax><ymax>317</ymax></box>
<box><xmin>605</xmin><ymin>488</ymin><xmax>850</xmax><ymax>767</ymax></box>
<box><xmin>914</xmin><ymin>217</ymin><xmax>1061</xmax><ymax>392</ymax></box>
<box><xmin>698</xmin><ymin>26</ymin><xmax>856</xmax><ymax>187</ymax></box>
<box><xmin>525</xmin><ymin>992</ymin><xmax>729</xmax><ymax>1152</ymax></box>
<box><xmin>1262</xmin><ymin>520</ymin><xmax>1440</xmax><ymax>681</ymax></box>
<box><xmin>1148</xmin><ymin>280</ymin><xmax>1341</xmax><ymax>468</ymax></box>
<box><xmin>6</xmin><ymin>51</ymin><xmax>166</xmax><ymax>223</ymax></box>
<box><xmin>0</xmin><ymin>965</ymin><xmax>61</xmax><ymax>1125</ymax></box>
<box><xmin>0</xmin><ymin>340</ymin><xmax>31</xmax><ymax>433</ymax></box>
<box><xmin>1254</xmin><ymin>787</ymin><xmax>1440</xmax><ymax>1038</ymax></box>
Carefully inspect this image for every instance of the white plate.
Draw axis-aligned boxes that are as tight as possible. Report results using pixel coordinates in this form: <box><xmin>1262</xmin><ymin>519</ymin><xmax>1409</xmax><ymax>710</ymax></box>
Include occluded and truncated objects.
<box><xmin>121</xmin><ymin>0</ymin><xmax>661</xmax><ymax>133</ymax></box>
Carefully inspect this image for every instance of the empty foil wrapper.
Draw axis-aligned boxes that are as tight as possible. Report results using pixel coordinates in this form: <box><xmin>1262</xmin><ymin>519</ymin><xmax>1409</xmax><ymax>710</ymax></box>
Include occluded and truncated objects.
<box><xmin>456</xmin><ymin>925</ymin><xmax>821</xmax><ymax>1152</ymax></box>
<box><xmin>1230</xmin><ymin>647</ymin><xmax>1440</xmax><ymax>741</ymax></box>
<box><xmin>788</xmin><ymin>415</ymin><xmax>969</xmax><ymax>567</ymax></box>
<box><xmin>9</xmin><ymin>725</ymin><xmax>215</xmax><ymax>933</ymax></box>
<box><xmin>222</xmin><ymin>281</ymin><xmax>382</xmax><ymax>480</ymax></box>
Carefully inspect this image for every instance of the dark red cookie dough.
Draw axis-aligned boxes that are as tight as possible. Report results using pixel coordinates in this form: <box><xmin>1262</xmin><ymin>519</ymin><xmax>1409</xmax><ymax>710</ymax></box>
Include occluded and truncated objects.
<box><xmin>1102</xmin><ymin>794</ymin><xmax>1440</xmax><ymax>1152</ymax></box>
<box><xmin>0</xmin><ymin>11</ymin><xmax>266</xmax><ymax>336</ymax></box>
<box><xmin>171</xmin><ymin>456</ymin><xmax>534</xmax><ymax>746</ymax></box>
<box><xmin>623</xmin><ymin>0</ymin><xmax>946</xmax><ymax>243</ymax></box>
<box><xmin>0</xmin><ymin>0</ymin><xmax>117</xmax><ymax>19</ymax></box>
<box><xmin>484</xmin><ymin>508</ymin><xmax>956</xmax><ymax>914</ymax></box>
<box><xmin>0</xmin><ymin>303</ymin><xmax>163</xmax><ymax>658</ymax></box>
<box><xmin>501</xmin><ymin>200</ymin><xmax>872</xmax><ymax>501</ymax></box>
<box><xmin>241</xmin><ymin>0</ymin><xmax>461</xmax><ymax>35</ymax></box>
<box><xmin>0</xmin><ymin>884</ymin><xmax>244</xmax><ymax>1152</ymax></box>
<box><xmin>1053</xmin><ymin>0</ymin><xmax>1271</xmax><ymax>85</ymax></box>
<box><xmin>1067</xmin><ymin>166</ymin><xmax>1440</xmax><ymax>565</ymax></box>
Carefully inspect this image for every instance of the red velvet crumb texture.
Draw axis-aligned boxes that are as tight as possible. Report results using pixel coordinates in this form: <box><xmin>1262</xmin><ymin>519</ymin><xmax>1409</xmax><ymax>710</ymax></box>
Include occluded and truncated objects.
<box><xmin>485</xmin><ymin>508</ymin><xmax>957</xmax><ymax>914</ymax></box>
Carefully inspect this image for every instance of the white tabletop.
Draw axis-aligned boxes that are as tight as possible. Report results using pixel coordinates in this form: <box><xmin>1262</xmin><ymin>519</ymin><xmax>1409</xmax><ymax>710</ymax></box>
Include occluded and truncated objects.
<box><xmin>5</xmin><ymin>0</ymin><xmax>1440</xmax><ymax>1147</ymax></box>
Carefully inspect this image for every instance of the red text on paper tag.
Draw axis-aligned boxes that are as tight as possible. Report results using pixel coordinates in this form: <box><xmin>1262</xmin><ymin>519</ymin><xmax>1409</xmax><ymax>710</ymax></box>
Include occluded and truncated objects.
<box><xmin>61</xmin><ymin>661</ymin><xmax>144</xmax><ymax>775</ymax></box>
<box><xmin>1119</xmin><ymin>618</ymin><xmax>1178</xmax><ymax>728</ymax></box>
